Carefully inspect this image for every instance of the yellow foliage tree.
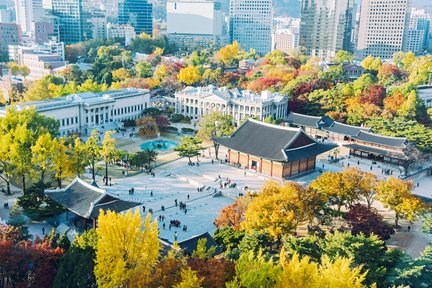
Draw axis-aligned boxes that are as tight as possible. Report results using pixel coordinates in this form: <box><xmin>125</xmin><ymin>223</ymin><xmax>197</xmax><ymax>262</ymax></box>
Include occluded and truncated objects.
<box><xmin>375</xmin><ymin>177</ymin><xmax>425</xmax><ymax>226</ymax></box>
<box><xmin>277</xmin><ymin>252</ymin><xmax>368</xmax><ymax>288</ymax></box>
<box><xmin>94</xmin><ymin>210</ymin><xmax>160</xmax><ymax>288</ymax></box>
<box><xmin>215</xmin><ymin>41</ymin><xmax>240</xmax><ymax>66</ymax></box>
<box><xmin>112</xmin><ymin>68</ymin><xmax>131</xmax><ymax>81</ymax></box>
<box><xmin>177</xmin><ymin>66</ymin><xmax>202</xmax><ymax>85</ymax></box>
<box><xmin>174</xmin><ymin>267</ymin><xmax>204</xmax><ymax>288</ymax></box>
<box><xmin>242</xmin><ymin>181</ymin><xmax>323</xmax><ymax>239</ymax></box>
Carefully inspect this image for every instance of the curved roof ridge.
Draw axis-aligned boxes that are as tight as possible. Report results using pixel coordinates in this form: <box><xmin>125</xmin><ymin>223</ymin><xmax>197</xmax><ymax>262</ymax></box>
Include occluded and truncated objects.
<box><xmin>357</xmin><ymin>130</ymin><xmax>407</xmax><ymax>140</ymax></box>
<box><xmin>331</xmin><ymin>121</ymin><xmax>369</xmax><ymax>129</ymax></box>
<box><xmin>288</xmin><ymin>112</ymin><xmax>323</xmax><ymax>119</ymax></box>
<box><xmin>247</xmin><ymin>118</ymin><xmax>301</xmax><ymax>132</ymax></box>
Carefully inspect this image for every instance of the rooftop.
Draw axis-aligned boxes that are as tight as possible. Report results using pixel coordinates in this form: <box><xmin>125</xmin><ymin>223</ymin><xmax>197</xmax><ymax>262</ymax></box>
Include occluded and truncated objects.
<box><xmin>0</xmin><ymin>88</ymin><xmax>149</xmax><ymax>114</ymax></box>
<box><xmin>45</xmin><ymin>178</ymin><xmax>140</xmax><ymax>219</ymax></box>
<box><xmin>213</xmin><ymin>119</ymin><xmax>336</xmax><ymax>161</ymax></box>
<box><xmin>177</xmin><ymin>85</ymin><xmax>286</xmax><ymax>103</ymax></box>
<box><xmin>351</xmin><ymin>131</ymin><xmax>407</xmax><ymax>148</ymax></box>
<box><xmin>324</xmin><ymin>121</ymin><xmax>371</xmax><ymax>136</ymax></box>
<box><xmin>285</xmin><ymin>112</ymin><xmax>333</xmax><ymax>128</ymax></box>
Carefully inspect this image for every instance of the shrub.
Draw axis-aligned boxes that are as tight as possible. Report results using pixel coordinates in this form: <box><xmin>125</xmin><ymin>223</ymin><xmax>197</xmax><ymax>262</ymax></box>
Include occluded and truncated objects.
<box><xmin>181</xmin><ymin>127</ymin><xmax>195</xmax><ymax>133</ymax></box>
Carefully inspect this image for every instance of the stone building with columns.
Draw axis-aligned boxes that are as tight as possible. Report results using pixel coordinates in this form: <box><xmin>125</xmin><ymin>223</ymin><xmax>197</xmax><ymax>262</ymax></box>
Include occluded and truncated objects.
<box><xmin>174</xmin><ymin>85</ymin><xmax>288</xmax><ymax>125</ymax></box>
<box><xmin>213</xmin><ymin>119</ymin><xmax>336</xmax><ymax>178</ymax></box>
<box><xmin>0</xmin><ymin>88</ymin><xmax>150</xmax><ymax>136</ymax></box>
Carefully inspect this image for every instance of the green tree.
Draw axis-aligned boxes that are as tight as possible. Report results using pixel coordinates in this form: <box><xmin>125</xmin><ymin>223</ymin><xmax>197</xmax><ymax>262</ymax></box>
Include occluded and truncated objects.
<box><xmin>227</xmin><ymin>251</ymin><xmax>282</xmax><ymax>288</ymax></box>
<box><xmin>196</xmin><ymin>112</ymin><xmax>234</xmax><ymax>159</ymax></box>
<box><xmin>135</xmin><ymin>61</ymin><xmax>153</xmax><ymax>78</ymax></box>
<box><xmin>83</xmin><ymin>130</ymin><xmax>101</xmax><ymax>181</ymax></box>
<box><xmin>174</xmin><ymin>136</ymin><xmax>203</xmax><ymax>163</ymax></box>
<box><xmin>54</xmin><ymin>229</ymin><xmax>98</xmax><ymax>288</ymax></box>
<box><xmin>333</xmin><ymin>50</ymin><xmax>354</xmax><ymax>63</ymax></box>
<box><xmin>100</xmin><ymin>131</ymin><xmax>116</xmax><ymax>185</ymax></box>
<box><xmin>174</xmin><ymin>267</ymin><xmax>204</xmax><ymax>288</ymax></box>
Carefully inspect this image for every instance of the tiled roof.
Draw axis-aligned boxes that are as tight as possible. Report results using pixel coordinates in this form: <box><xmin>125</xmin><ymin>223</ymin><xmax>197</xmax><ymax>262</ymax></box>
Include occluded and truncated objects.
<box><xmin>213</xmin><ymin>119</ymin><xmax>335</xmax><ymax>161</ymax></box>
<box><xmin>285</xmin><ymin>112</ymin><xmax>334</xmax><ymax>128</ymax></box>
<box><xmin>345</xmin><ymin>144</ymin><xmax>409</xmax><ymax>160</ymax></box>
<box><xmin>45</xmin><ymin>178</ymin><xmax>140</xmax><ymax>219</ymax></box>
<box><xmin>352</xmin><ymin>131</ymin><xmax>407</xmax><ymax>148</ymax></box>
<box><xmin>324</xmin><ymin>121</ymin><xmax>371</xmax><ymax>136</ymax></box>
<box><xmin>178</xmin><ymin>232</ymin><xmax>222</xmax><ymax>255</ymax></box>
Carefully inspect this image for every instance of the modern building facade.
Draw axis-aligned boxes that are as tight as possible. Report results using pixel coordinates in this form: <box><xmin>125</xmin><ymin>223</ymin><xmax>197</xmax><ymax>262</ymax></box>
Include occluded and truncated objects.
<box><xmin>213</xmin><ymin>119</ymin><xmax>336</xmax><ymax>178</ymax></box>
<box><xmin>356</xmin><ymin>0</ymin><xmax>412</xmax><ymax>59</ymax></box>
<box><xmin>52</xmin><ymin>0</ymin><xmax>83</xmax><ymax>43</ymax></box>
<box><xmin>0</xmin><ymin>23</ymin><xmax>21</xmax><ymax>56</ymax></box>
<box><xmin>107</xmin><ymin>23</ymin><xmax>136</xmax><ymax>45</ymax></box>
<box><xmin>406</xmin><ymin>8</ymin><xmax>430</xmax><ymax>53</ymax></box>
<box><xmin>0</xmin><ymin>88</ymin><xmax>151</xmax><ymax>136</ymax></box>
<box><xmin>272</xmin><ymin>29</ymin><xmax>298</xmax><ymax>53</ymax></box>
<box><xmin>118</xmin><ymin>0</ymin><xmax>153</xmax><ymax>36</ymax></box>
<box><xmin>15</xmin><ymin>0</ymin><xmax>44</xmax><ymax>33</ymax></box>
<box><xmin>229</xmin><ymin>0</ymin><xmax>272</xmax><ymax>55</ymax></box>
<box><xmin>166</xmin><ymin>0</ymin><xmax>229</xmax><ymax>50</ymax></box>
<box><xmin>300</xmin><ymin>0</ymin><xmax>355</xmax><ymax>59</ymax></box>
<box><xmin>174</xmin><ymin>85</ymin><xmax>288</xmax><ymax>125</ymax></box>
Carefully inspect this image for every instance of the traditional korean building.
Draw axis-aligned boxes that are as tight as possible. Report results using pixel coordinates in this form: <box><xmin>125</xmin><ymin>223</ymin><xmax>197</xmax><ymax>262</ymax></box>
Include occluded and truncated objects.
<box><xmin>45</xmin><ymin>177</ymin><xmax>140</xmax><ymax>228</ymax></box>
<box><xmin>213</xmin><ymin>119</ymin><xmax>337</xmax><ymax>178</ymax></box>
<box><xmin>345</xmin><ymin>131</ymin><xmax>409</xmax><ymax>165</ymax></box>
<box><xmin>285</xmin><ymin>112</ymin><xmax>371</xmax><ymax>141</ymax></box>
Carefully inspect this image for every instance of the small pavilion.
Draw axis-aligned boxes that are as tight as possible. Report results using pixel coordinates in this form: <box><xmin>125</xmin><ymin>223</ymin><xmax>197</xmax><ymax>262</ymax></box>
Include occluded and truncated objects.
<box><xmin>213</xmin><ymin>119</ymin><xmax>337</xmax><ymax>178</ymax></box>
<box><xmin>45</xmin><ymin>177</ymin><xmax>140</xmax><ymax>228</ymax></box>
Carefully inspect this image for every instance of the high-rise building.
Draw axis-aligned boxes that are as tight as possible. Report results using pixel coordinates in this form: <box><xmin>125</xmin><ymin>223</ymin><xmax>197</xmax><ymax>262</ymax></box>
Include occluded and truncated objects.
<box><xmin>0</xmin><ymin>5</ymin><xmax>13</xmax><ymax>23</ymax></box>
<box><xmin>356</xmin><ymin>0</ymin><xmax>412</xmax><ymax>59</ymax></box>
<box><xmin>299</xmin><ymin>0</ymin><xmax>355</xmax><ymax>59</ymax></box>
<box><xmin>166</xmin><ymin>0</ymin><xmax>229</xmax><ymax>51</ymax></box>
<box><xmin>52</xmin><ymin>0</ymin><xmax>83</xmax><ymax>43</ymax></box>
<box><xmin>118</xmin><ymin>0</ymin><xmax>153</xmax><ymax>36</ymax></box>
<box><xmin>229</xmin><ymin>0</ymin><xmax>272</xmax><ymax>55</ymax></box>
<box><xmin>406</xmin><ymin>8</ymin><xmax>430</xmax><ymax>53</ymax></box>
<box><xmin>0</xmin><ymin>23</ymin><xmax>21</xmax><ymax>58</ymax></box>
<box><xmin>15</xmin><ymin>0</ymin><xmax>44</xmax><ymax>33</ymax></box>
<box><xmin>107</xmin><ymin>23</ymin><xmax>136</xmax><ymax>45</ymax></box>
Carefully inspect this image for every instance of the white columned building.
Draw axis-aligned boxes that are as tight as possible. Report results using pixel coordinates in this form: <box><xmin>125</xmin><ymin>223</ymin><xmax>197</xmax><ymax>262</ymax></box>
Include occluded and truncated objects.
<box><xmin>174</xmin><ymin>85</ymin><xmax>288</xmax><ymax>125</ymax></box>
<box><xmin>0</xmin><ymin>88</ymin><xmax>150</xmax><ymax>136</ymax></box>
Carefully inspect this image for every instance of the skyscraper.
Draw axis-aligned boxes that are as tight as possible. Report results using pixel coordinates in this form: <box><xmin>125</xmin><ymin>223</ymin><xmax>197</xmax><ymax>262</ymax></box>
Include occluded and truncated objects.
<box><xmin>118</xmin><ymin>0</ymin><xmax>153</xmax><ymax>36</ymax></box>
<box><xmin>356</xmin><ymin>0</ymin><xmax>412</xmax><ymax>59</ymax></box>
<box><xmin>229</xmin><ymin>0</ymin><xmax>272</xmax><ymax>55</ymax></box>
<box><xmin>52</xmin><ymin>0</ymin><xmax>83</xmax><ymax>44</ymax></box>
<box><xmin>15</xmin><ymin>0</ymin><xmax>44</xmax><ymax>33</ymax></box>
<box><xmin>407</xmin><ymin>8</ymin><xmax>430</xmax><ymax>52</ymax></box>
<box><xmin>299</xmin><ymin>0</ymin><xmax>355</xmax><ymax>59</ymax></box>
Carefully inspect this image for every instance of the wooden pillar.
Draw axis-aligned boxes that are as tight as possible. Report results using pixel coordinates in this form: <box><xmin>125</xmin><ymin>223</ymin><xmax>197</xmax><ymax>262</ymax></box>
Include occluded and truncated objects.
<box><xmin>92</xmin><ymin>218</ymin><xmax>97</xmax><ymax>229</ymax></box>
<box><xmin>289</xmin><ymin>161</ymin><xmax>292</xmax><ymax>176</ymax></box>
<box><xmin>270</xmin><ymin>161</ymin><xmax>273</xmax><ymax>177</ymax></box>
<box><xmin>305</xmin><ymin>157</ymin><xmax>309</xmax><ymax>172</ymax></box>
<box><xmin>247</xmin><ymin>154</ymin><xmax>250</xmax><ymax>169</ymax></box>
<box><xmin>297</xmin><ymin>160</ymin><xmax>301</xmax><ymax>174</ymax></box>
<box><xmin>228</xmin><ymin>149</ymin><xmax>231</xmax><ymax>162</ymax></box>
<box><xmin>237</xmin><ymin>151</ymin><xmax>240</xmax><ymax>165</ymax></box>
<box><xmin>260</xmin><ymin>158</ymin><xmax>263</xmax><ymax>173</ymax></box>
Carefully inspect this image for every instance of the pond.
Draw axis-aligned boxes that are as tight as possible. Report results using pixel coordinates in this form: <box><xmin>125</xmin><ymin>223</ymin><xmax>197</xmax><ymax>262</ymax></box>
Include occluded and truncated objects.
<box><xmin>140</xmin><ymin>139</ymin><xmax>179</xmax><ymax>152</ymax></box>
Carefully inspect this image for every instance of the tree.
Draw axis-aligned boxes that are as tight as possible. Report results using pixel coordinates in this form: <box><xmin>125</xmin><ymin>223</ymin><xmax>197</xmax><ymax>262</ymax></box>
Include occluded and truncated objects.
<box><xmin>375</xmin><ymin>178</ymin><xmax>425</xmax><ymax>227</ymax></box>
<box><xmin>191</xmin><ymin>238</ymin><xmax>216</xmax><ymax>259</ymax></box>
<box><xmin>174</xmin><ymin>267</ymin><xmax>204</xmax><ymax>288</ymax></box>
<box><xmin>187</xmin><ymin>257</ymin><xmax>235</xmax><ymax>288</ymax></box>
<box><xmin>178</xmin><ymin>66</ymin><xmax>202</xmax><ymax>85</ymax></box>
<box><xmin>215</xmin><ymin>41</ymin><xmax>240</xmax><ymax>66</ymax></box>
<box><xmin>136</xmin><ymin>116</ymin><xmax>159</xmax><ymax>136</ymax></box>
<box><xmin>138</xmin><ymin>148</ymin><xmax>158</xmax><ymax>170</ymax></box>
<box><xmin>345</xmin><ymin>204</ymin><xmax>394</xmax><ymax>240</ymax></box>
<box><xmin>226</xmin><ymin>251</ymin><xmax>282</xmax><ymax>288</ymax></box>
<box><xmin>174</xmin><ymin>136</ymin><xmax>203</xmax><ymax>163</ymax></box>
<box><xmin>100</xmin><ymin>131</ymin><xmax>116</xmax><ymax>185</ymax></box>
<box><xmin>31</xmin><ymin>132</ymin><xmax>56</xmax><ymax>184</ymax></box>
<box><xmin>155</xmin><ymin>115</ymin><xmax>170</xmax><ymax>130</ymax></box>
<box><xmin>0</xmin><ymin>130</ymin><xmax>14</xmax><ymax>195</ymax></box>
<box><xmin>242</xmin><ymin>181</ymin><xmax>323</xmax><ymax>240</ymax></box>
<box><xmin>333</xmin><ymin>50</ymin><xmax>354</xmax><ymax>63</ymax></box>
<box><xmin>54</xmin><ymin>229</ymin><xmax>98</xmax><ymax>288</ymax></box>
<box><xmin>196</xmin><ymin>112</ymin><xmax>234</xmax><ymax>159</ymax></box>
<box><xmin>112</xmin><ymin>68</ymin><xmax>131</xmax><ymax>81</ymax></box>
<box><xmin>94</xmin><ymin>211</ymin><xmax>160</xmax><ymax>288</ymax></box>
<box><xmin>214</xmin><ymin>195</ymin><xmax>253</xmax><ymax>230</ymax></box>
<box><xmin>83</xmin><ymin>130</ymin><xmax>101</xmax><ymax>181</ymax></box>
<box><xmin>51</xmin><ymin>139</ymin><xmax>73</xmax><ymax>188</ymax></box>
<box><xmin>70</xmin><ymin>137</ymin><xmax>88</xmax><ymax>177</ymax></box>
<box><xmin>135</xmin><ymin>61</ymin><xmax>153</xmax><ymax>78</ymax></box>
<box><xmin>277</xmin><ymin>253</ymin><xmax>368</xmax><ymax>288</ymax></box>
